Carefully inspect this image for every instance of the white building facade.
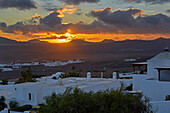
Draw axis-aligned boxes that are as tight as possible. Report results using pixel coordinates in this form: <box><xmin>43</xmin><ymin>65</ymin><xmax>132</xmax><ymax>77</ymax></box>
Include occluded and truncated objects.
<box><xmin>133</xmin><ymin>48</ymin><xmax>170</xmax><ymax>113</ymax></box>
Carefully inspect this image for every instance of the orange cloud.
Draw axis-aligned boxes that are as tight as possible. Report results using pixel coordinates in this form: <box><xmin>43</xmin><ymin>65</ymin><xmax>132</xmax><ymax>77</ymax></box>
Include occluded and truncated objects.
<box><xmin>57</xmin><ymin>5</ymin><xmax>80</xmax><ymax>17</ymax></box>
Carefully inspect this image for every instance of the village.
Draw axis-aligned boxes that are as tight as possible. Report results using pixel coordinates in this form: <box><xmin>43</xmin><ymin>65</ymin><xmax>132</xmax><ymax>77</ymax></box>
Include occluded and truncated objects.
<box><xmin>0</xmin><ymin>48</ymin><xmax>169</xmax><ymax>113</ymax></box>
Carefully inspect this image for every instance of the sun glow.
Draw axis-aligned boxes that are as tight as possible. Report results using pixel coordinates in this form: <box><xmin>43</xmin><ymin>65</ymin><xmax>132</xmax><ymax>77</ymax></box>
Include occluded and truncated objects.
<box><xmin>39</xmin><ymin>32</ymin><xmax>76</xmax><ymax>43</ymax></box>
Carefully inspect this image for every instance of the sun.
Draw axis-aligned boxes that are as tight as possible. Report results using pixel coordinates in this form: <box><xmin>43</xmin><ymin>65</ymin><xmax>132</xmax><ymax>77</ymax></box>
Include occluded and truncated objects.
<box><xmin>46</xmin><ymin>32</ymin><xmax>76</xmax><ymax>43</ymax></box>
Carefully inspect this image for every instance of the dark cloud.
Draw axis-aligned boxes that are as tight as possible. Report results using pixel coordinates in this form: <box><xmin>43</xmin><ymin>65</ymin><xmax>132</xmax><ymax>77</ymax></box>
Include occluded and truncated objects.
<box><xmin>0</xmin><ymin>22</ymin><xmax>7</xmax><ymax>27</ymax></box>
<box><xmin>75</xmin><ymin>12</ymin><xmax>83</xmax><ymax>16</ymax></box>
<box><xmin>40</xmin><ymin>35</ymin><xmax>68</xmax><ymax>40</ymax></box>
<box><xmin>40</xmin><ymin>36</ymin><xmax>57</xmax><ymax>40</ymax></box>
<box><xmin>91</xmin><ymin>7</ymin><xmax>170</xmax><ymax>34</ymax></box>
<box><xmin>59</xmin><ymin>0</ymin><xmax>100</xmax><ymax>5</ymax></box>
<box><xmin>70</xmin><ymin>21</ymin><xmax>118</xmax><ymax>34</ymax></box>
<box><xmin>124</xmin><ymin>0</ymin><xmax>170</xmax><ymax>4</ymax></box>
<box><xmin>41</xmin><ymin>2</ymin><xmax>58</xmax><ymax>11</ymax></box>
<box><xmin>44</xmin><ymin>7</ymin><xmax>58</xmax><ymax>11</ymax></box>
<box><xmin>166</xmin><ymin>9</ymin><xmax>170</xmax><ymax>13</ymax></box>
<box><xmin>40</xmin><ymin>11</ymin><xmax>62</xmax><ymax>27</ymax></box>
<box><xmin>0</xmin><ymin>8</ymin><xmax>170</xmax><ymax>36</ymax></box>
<box><xmin>0</xmin><ymin>12</ymin><xmax>67</xmax><ymax>34</ymax></box>
<box><xmin>91</xmin><ymin>7</ymin><xmax>143</xmax><ymax>27</ymax></box>
<box><xmin>0</xmin><ymin>0</ymin><xmax>37</xmax><ymax>10</ymax></box>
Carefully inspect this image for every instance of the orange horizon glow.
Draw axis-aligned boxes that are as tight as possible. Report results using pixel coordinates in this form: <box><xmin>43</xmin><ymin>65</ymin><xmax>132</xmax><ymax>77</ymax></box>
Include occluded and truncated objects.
<box><xmin>0</xmin><ymin>30</ymin><xmax>170</xmax><ymax>43</ymax></box>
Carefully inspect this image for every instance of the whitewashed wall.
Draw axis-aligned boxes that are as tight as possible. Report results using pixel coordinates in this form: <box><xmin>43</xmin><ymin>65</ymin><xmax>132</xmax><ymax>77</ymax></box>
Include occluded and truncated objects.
<box><xmin>138</xmin><ymin>79</ymin><xmax>170</xmax><ymax>101</ymax></box>
<box><xmin>151</xmin><ymin>101</ymin><xmax>170</xmax><ymax>113</ymax></box>
<box><xmin>147</xmin><ymin>59</ymin><xmax>170</xmax><ymax>80</ymax></box>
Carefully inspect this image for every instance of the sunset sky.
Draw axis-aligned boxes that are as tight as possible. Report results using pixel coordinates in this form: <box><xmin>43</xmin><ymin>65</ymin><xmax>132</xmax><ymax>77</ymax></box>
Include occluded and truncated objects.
<box><xmin>0</xmin><ymin>0</ymin><xmax>170</xmax><ymax>43</ymax></box>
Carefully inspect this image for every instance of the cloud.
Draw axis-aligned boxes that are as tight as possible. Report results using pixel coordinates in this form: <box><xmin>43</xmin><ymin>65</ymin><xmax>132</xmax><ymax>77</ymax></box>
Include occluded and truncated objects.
<box><xmin>70</xmin><ymin>21</ymin><xmax>118</xmax><ymax>34</ymax></box>
<box><xmin>166</xmin><ymin>9</ymin><xmax>170</xmax><ymax>13</ymax></box>
<box><xmin>0</xmin><ymin>22</ymin><xmax>7</xmax><ymax>28</ymax></box>
<box><xmin>56</xmin><ymin>7</ymin><xmax>80</xmax><ymax>16</ymax></box>
<box><xmin>91</xmin><ymin>7</ymin><xmax>143</xmax><ymax>27</ymax></box>
<box><xmin>90</xmin><ymin>7</ymin><xmax>170</xmax><ymax>34</ymax></box>
<box><xmin>0</xmin><ymin>0</ymin><xmax>37</xmax><ymax>10</ymax></box>
<box><xmin>40</xmin><ymin>11</ymin><xmax>62</xmax><ymax>27</ymax></box>
<box><xmin>124</xmin><ymin>0</ymin><xmax>170</xmax><ymax>4</ymax></box>
<box><xmin>0</xmin><ymin>7</ymin><xmax>170</xmax><ymax>38</ymax></box>
<box><xmin>42</xmin><ymin>4</ymin><xmax>58</xmax><ymax>11</ymax></box>
<box><xmin>59</xmin><ymin>0</ymin><xmax>100</xmax><ymax>5</ymax></box>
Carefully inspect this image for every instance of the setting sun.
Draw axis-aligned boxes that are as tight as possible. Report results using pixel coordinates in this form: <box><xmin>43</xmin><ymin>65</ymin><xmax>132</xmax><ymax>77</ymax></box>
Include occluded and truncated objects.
<box><xmin>39</xmin><ymin>32</ymin><xmax>76</xmax><ymax>43</ymax></box>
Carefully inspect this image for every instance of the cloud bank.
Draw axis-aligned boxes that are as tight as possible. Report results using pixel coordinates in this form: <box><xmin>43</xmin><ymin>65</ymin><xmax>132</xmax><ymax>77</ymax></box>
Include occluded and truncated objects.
<box><xmin>91</xmin><ymin>7</ymin><xmax>170</xmax><ymax>34</ymax></box>
<box><xmin>0</xmin><ymin>0</ymin><xmax>37</xmax><ymax>10</ymax></box>
<box><xmin>124</xmin><ymin>0</ymin><xmax>170</xmax><ymax>4</ymax></box>
<box><xmin>59</xmin><ymin>0</ymin><xmax>100</xmax><ymax>5</ymax></box>
<box><xmin>0</xmin><ymin>7</ymin><xmax>169</xmax><ymax>38</ymax></box>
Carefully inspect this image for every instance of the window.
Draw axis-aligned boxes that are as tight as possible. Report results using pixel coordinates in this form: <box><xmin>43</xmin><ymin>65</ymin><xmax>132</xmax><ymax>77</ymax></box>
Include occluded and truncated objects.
<box><xmin>29</xmin><ymin>93</ymin><xmax>31</xmax><ymax>100</ymax></box>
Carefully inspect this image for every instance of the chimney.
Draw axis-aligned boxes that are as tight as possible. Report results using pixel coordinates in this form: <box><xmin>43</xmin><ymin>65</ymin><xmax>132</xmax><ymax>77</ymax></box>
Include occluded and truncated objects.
<box><xmin>87</xmin><ymin>72</ymin><xmax>91</xmax><ymax>81</ymax></box>
<box><xmin>112</xmin><ymin>72</ymin><xmax>117</xmax><ymax>81</ymax></box>
<box><xmin>58</xmin><ymin>78</ymin><xmax>62</xmax><ymax>86</ymax></box>
<box><xmin>101</xmin><ymin>72</ymin><xmax>103</xmax><ymax>79</ymax></box>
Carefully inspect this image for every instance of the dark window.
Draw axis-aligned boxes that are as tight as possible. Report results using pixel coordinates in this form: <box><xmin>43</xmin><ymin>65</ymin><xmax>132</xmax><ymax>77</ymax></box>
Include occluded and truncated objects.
<box><xmin>29</xmin><ymin>93</ymin><xmax>31</xmax><ymax>100</ymax></box>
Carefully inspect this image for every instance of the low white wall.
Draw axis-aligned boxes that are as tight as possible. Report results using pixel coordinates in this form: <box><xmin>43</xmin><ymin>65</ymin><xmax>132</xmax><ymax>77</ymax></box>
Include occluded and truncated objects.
<box><xmin>10</xmin><ymin>111</ymin><xmax>23</xmax><ymax>113</ymax></box>
<box><xmin>0</xmin><ymin>108</ymin><xmax>8</xmax><ymax>113</ymax></box>
<box><xmin>133</xmin><ymin>75</ymin><xmax>150</xmax><ymax>90</ymax></box>
<box><xmin>151</xmin><ymin>101</ymin><xmax>170</xmax><ymax>113</ymax></box>
<box><xmin>140</xmin><ymin>80</ymin><xmax>170</xmax><ymax>101</ymax></box>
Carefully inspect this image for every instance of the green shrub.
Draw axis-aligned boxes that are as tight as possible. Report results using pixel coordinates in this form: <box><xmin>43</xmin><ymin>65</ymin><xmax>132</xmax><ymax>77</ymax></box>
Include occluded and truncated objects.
<box><xmin>0</xmin><ymin>96</ymin><xmax>7</xmax><ymax>111</ymax></box>
<box><xmin>124</xmin><ymin>84</ymin><xmax>133</xmax><ymax>91</ymax></box>
<box><xmin>165</xmin><ymin>95</ymin><xmax>170</xmax><ymax>101</ymax></box>
<box><xmin>52</xmin><ymin>76</ymin><xmax>57</xmax><ymax>79</ymax></box>
<box><xmin>9</xmin><ymin>100</ymin><xmax>18</xmax><ymax>109</ymax></box>
<box><xmin>11</xmin><ymin>105</ymin><xmax>32</xmax><ymax>112</ymax></box>
<box><xmin>39</xmin><ymin>87</ymin><xmax>153</xmax><ymax>113</ymax></box>
<box><xmin>1</xmin><ymin>79</ymin><xmax>8</xmax><ymax>85</ymax></box>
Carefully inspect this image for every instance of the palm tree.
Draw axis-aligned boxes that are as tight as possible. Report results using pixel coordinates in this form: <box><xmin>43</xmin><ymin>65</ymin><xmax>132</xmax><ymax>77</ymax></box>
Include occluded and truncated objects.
<box><xmin>21</xmin><ymin>69</ymin><xmax>32</xmax><ymax>82</ymax></box>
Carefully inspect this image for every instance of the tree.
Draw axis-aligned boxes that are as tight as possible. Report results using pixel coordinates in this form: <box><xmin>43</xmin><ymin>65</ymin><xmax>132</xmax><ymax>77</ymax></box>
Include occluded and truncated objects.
<box><xmin>39</xmin><ymin>88</ymin><xmax>153</xmax><ymax>113</ymax></box>
<box><xmin>15</xmin><ymin>69</ymin><xmax>34</xmax><ymax>84</ymax></box>
<box><xmin>59</xmin><ymin>66</ymin><xmax>81</xmax><ymax>79</ymax></box>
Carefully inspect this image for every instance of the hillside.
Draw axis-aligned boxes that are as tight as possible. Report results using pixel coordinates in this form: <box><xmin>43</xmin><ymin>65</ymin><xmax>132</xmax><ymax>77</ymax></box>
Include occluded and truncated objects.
<box><xmin>0</xmin><ymin>37</ymin><xmax>169</xmax><ymax>63</ymax></box>
<box><xmin>0</xmin><ymin>37</ymin><xmax>19</xmax><ymax>44</ymax></box>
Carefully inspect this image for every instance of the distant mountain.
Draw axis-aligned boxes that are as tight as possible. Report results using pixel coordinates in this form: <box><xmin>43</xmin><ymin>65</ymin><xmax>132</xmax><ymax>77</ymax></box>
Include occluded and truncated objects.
<box><xmin>0</xmin><ymin>37</ymin><xmax>19</xmax><ymax>44</ymax></box>
<box><xmin>27</xmin><ymin>39</ymin><xmax>48</xmax><ymax>44</ymax></box>
<box><xmin>0</xmin><ymin>37</ymin><xmax>169</xmax><ymax>63</ymax></box>
<box><xmin>100</xmin><ymin>39</ymin><xmax>114</xmax><ymax>43</ymax></box>
<box><xmin>68</xmin><ymin>39</ymin><xmax>90</xmax><ymax>45</ymax></box>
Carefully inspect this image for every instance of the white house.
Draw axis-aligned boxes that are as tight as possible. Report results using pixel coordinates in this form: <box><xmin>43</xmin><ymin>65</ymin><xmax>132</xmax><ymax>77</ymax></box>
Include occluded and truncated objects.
<box><xmin>133</xmin><ymin>48</ymin><xmax>170</xmax><ymax>113</ymax></box>
<box><xmin>0</xmin><ymin>74</ymin><xmax>131</xmax><ymax>107</ymax></box>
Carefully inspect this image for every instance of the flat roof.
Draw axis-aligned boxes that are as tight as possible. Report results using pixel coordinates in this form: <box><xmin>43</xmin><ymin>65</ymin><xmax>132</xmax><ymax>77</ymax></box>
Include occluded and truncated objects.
<box><xmin>14</xmin><ymin>77</ymin><xmax>116</xmax><ymax>89</ymax></box>
<box><xmin>132</xmin><ymin>62</ymin><xmax>147</xmax><ymax>65</ymax></box>
<box><xmin>155</xmin><ymin>67</ymin><xmax>170</xmax><ymax>70</ymax></box>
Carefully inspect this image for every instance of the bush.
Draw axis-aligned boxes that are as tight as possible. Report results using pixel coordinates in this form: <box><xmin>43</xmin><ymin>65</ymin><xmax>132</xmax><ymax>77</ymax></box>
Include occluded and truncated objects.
<box><xmin>9</xmin><ymin>100</ymin><xmax>18</xmax><ymax>109</ymax></box>
<box><xmin>52</xmin><ymin>76</ymin><xmax>57</xmax><ymax>79</ymax></box>
<box><xmin>165</xmin><ymin>95</ymin><xmax>170</xmax><ymax>101</ymax></box>
<box><xmin>124</xmin><ymin>84</ymin><xmax>133</xmax><ymax>91</ymax></box>
<box><xmin>0</xmin><ymin>96</ymin><xmax>7</xmax><ymax>111</ymax></box>
<box><xmin>1</xmin><ymin>79</ymin><xmax>8</xmax><ymax>85</ymax></box>
<box><xmin>59</xmin><ymin>71</ymin><xmax>81</xmax><ymax>79</ymax></box>
<box><xmin>11</xmin><ymin>105</ymin><xmax>32</xmax><ymax>112</ymax></box>
<box><xmin>39</xmin><ymin>88</ymin><xmax>153</xmax><ymax>113</ymax></box>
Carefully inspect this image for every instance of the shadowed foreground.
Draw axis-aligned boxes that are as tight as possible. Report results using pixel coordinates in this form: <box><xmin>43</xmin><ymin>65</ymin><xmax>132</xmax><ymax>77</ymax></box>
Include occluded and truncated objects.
<box><xmin>39</xmin><ymin>88</ymin><xmax>153</xmax><ymax>113</ymax></box>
